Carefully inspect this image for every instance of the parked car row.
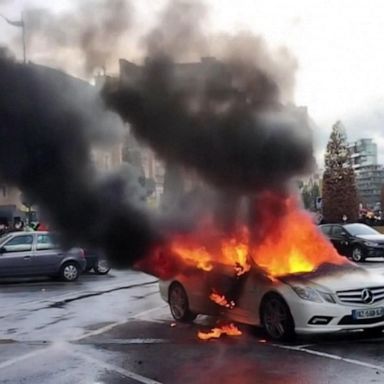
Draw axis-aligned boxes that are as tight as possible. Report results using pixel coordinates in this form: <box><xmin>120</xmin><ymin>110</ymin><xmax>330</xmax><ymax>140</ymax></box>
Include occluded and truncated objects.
<box><xmin>0</xmin><ymin>231</ymin><xmax>111</xmax><ymax>282</ymax></box>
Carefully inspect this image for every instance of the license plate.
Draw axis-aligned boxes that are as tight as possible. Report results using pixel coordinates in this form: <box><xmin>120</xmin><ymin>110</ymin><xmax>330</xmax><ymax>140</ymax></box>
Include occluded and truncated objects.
<box><xmin>352</xmin><ymin>307</ymin><xmax>384</xmax><ymax>319</ymax></box>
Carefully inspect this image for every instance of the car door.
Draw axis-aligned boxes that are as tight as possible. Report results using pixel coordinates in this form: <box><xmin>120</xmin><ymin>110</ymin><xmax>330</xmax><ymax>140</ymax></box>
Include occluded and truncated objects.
<box><xmin>231</xmin><ymin>267</ymin><xmax>270</xmax><ymax>325</ymax></box>
<box><xmin>0</xmin><ymin>234</ymin><xmax>35</xmax><ymax>277</ymax></box>
<box><xmin>31</xmin><ymin>233</ymin><xmax>62</xmax><ymax>275</ymax></box>
<box><xmin>330</xmin><ymin>225</ymin><xmax>350</xmax><ymax>256</ymax></box>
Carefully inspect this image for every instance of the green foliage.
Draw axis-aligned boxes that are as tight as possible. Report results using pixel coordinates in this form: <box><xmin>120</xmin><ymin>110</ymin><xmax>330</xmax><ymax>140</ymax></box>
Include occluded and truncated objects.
<box><xmin>322</xmin><ymin>121</ymin><xmax>359</xmax><ymax>222</ymax></box>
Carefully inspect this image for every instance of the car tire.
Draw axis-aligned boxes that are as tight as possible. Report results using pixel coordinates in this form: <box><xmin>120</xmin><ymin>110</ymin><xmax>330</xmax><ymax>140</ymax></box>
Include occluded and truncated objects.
<box><xmin>94</xmin><ymin>258</ymin><xmax>111</xmax><ymax>275</ymax></box>
<box><xmin>351</xmin><ymin>246</ymin><xmax>365</xmax><ymax>262</ymax></box>
<box><xmin>260</xmin><ymin>293</ymin><xmax>295</xmax><ymax>341</ymax></box>
<box><xmin>60</xmin><ymin>261</ymin><xmax>80</xmax><ymax>282</ymax></box>
<box><xmin>168</xmin><ymin>282</ymin><xmax>197</xmax><ymax>322</ymax></box>
<box><xmin>363</xmin><ymin>327</ymin><xmax>384</xmax><ymax>338</ymax></box>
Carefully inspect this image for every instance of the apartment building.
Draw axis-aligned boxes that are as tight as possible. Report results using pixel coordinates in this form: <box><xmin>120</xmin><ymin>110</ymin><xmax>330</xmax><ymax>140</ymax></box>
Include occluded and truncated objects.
<box><xmin>349</xmin><ymin>138</ymin><xmax>384</xmax><ymax>209</ymax></box>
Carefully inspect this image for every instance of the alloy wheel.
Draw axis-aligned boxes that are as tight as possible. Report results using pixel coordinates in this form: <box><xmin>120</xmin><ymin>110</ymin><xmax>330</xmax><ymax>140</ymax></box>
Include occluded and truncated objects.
<box><xmin>63</xmin><ymin>264</ymin><xmax>79</xmax><ymax>281</ymax></box>
<box><xmin>95</xmin><ymin>259</ymin><xmax>110</xmax><ymax>274</ymax></box>
<box><xmin>352</xmin><ymin>247</ymin><xmax>363</xmax><ymax>262</ymax></box>
<box><xmin>169</xmin><ymin>284</ymin><xmax>188</xmax><ymax>320</ymax></box>
<box><xmin>261</xmin><ymin>294</ymin><xmax>294</xmax><ymax>341</ymax></box>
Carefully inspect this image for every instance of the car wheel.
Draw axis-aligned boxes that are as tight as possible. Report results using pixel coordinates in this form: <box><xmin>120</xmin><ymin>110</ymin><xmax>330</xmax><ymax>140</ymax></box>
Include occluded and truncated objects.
<box><xmin>363</xmin><ymin>327</ymin><xmax>384</xmax><ymax>338</ymax></box>
<box><xmin>261</xmin><ymin>293</ymin><xmax>295</xmax><ymax>341</ymax></box>
<box><xmin>60</xmin><ymin>261</ymin><xmax>80</xmax><ymax>282</ymax></box>
<box><xmin>351</xmin><ymin>246</ymin><xmax>365</xmax><ymax>262</ymax></box>
<box><xmin>94</xmin><ymin>258</ymin><xmax>111</xmax><ymax>275</ymax></box>
<box><xmin>168</xmin><ymin>282</ymin><xmax>197</xmax><ymax>322</ymax></box>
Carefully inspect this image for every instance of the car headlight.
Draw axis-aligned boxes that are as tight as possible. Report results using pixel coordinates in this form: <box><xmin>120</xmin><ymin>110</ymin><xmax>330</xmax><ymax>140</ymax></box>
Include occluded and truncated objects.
<box><xmin>364</xmin><ymin>241</ymin><xmax>380</xmax><ymax>247</ymax></box>
<box><xmin>319</xmin><ymin>292</ymin><xmax>336</xmax><ymax>303</ymax></box>
<box><xmin>291</xmin><ymin>286</ymin><xmax>323</xmax><ymax>303</ymax></box>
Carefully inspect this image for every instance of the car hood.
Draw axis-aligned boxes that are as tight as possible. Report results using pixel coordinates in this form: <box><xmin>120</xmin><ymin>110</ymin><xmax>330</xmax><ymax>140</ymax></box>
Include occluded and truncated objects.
<box><xmin>281</xmin><ymin>263</ymin><xmax>384</xmax><ymax>292</ymax></box>
<box><xmin>355</xmin><ymin>234</ymin><xmax>384</xmax><ymax>242</ymax></box>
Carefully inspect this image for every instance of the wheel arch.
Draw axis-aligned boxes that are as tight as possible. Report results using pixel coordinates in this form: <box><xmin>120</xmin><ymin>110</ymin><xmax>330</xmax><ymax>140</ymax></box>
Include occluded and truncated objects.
<box><xmin>259</xmin><ymin>290</ymin><xmax>295</xmax><ymax>326</ymax></box>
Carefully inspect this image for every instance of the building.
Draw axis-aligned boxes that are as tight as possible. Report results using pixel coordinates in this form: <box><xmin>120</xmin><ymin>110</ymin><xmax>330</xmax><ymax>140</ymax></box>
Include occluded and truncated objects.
<box><xmin>0</xmin><ymin>185</ymin><xmax>29</xmax><ymax>225</ymax></box>
<box><xmin>348</xmin><ymin>138</ymin><xmax>384</xmax><ymax>209</ymax></box>
<box><xmin>0</xmin><ymin>63</ymin><xmax>124</xmax><ymax>225</ymax></box>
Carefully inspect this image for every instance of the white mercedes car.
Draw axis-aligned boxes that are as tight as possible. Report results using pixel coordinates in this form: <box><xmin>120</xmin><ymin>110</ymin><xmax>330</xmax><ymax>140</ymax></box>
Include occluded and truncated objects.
<box><xmin>159</xmin><ymin>262</ymin><xmax>384</xmax><ymax>340</ymax></box>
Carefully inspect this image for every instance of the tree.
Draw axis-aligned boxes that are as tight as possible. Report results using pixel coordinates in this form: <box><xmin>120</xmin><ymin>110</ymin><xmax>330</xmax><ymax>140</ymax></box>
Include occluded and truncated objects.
<box><xmin>322</xmin><ymin>121</ymin><xmax>359</xmax><ymax>223</ymax></box>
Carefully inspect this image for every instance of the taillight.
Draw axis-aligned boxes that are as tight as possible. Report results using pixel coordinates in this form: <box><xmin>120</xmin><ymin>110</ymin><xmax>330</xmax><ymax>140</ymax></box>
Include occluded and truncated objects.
<box><xmin>79</xmin><ymin>248</ymin><xmax>85</xmax><ymax>258</ymax></box>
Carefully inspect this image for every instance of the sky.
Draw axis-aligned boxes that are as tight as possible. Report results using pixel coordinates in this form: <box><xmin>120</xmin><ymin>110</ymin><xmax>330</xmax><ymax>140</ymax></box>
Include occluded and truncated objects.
<box><xmin>0</xmin><ymin>0</ymin><xmax>383</xmax><ymax>166</ymax></box>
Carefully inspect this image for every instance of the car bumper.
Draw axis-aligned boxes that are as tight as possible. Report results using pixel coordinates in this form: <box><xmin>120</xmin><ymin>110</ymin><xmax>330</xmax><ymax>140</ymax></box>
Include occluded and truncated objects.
<box><xmin>366</xmin><ymin>247</ymin><xmax>384</xmax><ymax>258</ymax></box>
<box><xmin>289</xmin><ymin>297</ymin><xmax>384</xmax><ymax>334</ymax></box>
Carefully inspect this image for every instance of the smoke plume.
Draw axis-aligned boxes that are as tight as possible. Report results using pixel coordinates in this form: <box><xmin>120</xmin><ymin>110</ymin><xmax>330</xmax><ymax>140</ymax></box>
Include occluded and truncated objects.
<box><xmin>23</xmin><ymin>0</ymin><xmax>132</xmax><ymax>76</ymax></box>
<box><xmin>0</xmin><ymin>0</ymin><xmax>315</xmax><ymax>271</ymax></box>
<box><xmin>104</xmin><ymin>1</ymin><xmax>314</xmax><ymax>193</ymax></box>
<box><xmin>0</xmin><ymin>56</ymin><xmax>159</xmax><ymax>265</ymax></box>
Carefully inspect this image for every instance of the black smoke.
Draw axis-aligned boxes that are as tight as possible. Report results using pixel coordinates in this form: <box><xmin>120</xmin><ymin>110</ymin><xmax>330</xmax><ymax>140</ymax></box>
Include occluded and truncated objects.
<box><xmin>0</xmin><ymin>0</ymin><xmax>316</xmax><ymax>272</ymax></box>
<box><xmin>0</xmin><ymin>56</ymin><xmax>159</xmax><ymax>266</ymax></box>
<box><xmin>104</xmin><ymin>0</ymin><xmax>314</xmax><ymax>195</ymax></box>
<box><xmin>103</xmin><ymin>56</ymin><xmax>313</xmax><ymax>193</ymax></box>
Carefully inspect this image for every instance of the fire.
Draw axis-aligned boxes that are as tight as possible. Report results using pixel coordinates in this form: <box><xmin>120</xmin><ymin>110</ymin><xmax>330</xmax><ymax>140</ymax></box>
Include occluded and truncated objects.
<box><xmin>250</xmin><ymin>198</ymin><xmax>346</xmax><ymax>276</ymax></box>
<box><xmin>197</xmin><ymin>323</ymin><xmax>242</xmax><ymax>340</ymax></box>
<box><xmin>209</xmin><ymin>290</ymin><xmax>235</xmax><ymax>309</ymax></box>
<box><xmin>137</xmin><ymin>193</ymin><xmax>347</xmax><ymax>280</ymax></box>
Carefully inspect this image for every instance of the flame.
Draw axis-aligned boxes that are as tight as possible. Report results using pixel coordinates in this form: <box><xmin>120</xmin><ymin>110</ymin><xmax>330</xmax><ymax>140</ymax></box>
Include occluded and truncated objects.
<box><xmin>209</xmin><ymin>290</ymin><xmax>235</xmax><ymax>309</ymax></box>
<box><xmin>197</xmin><ymin>323</ymin><xmax>242</xmax><ymax>340</ymax></box>
<box><xmin>250</xmin><ymin>198</ymin><xmax>346</xmax><ymax>276</ymax></box>
<box><xmin>138</xmin><ymin>193</ymin><xmax>347</xmax><ymax>280</ymax></box>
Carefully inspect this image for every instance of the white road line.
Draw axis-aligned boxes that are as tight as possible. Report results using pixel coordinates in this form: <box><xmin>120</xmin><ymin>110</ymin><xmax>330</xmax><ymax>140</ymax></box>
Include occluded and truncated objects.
<box><xmin>74</xmin><ymin>304</ymin><xmax>167</xmax><ymax>341</ymax></box>
<box><xmin>74</xmin><ymin>319</ymin><xmax>128</xmax><ymax>341</ymax></box>
<box><xmin>73</xmin><ymin>351</ymin><xmax>163</xmax><ymax>384</ymax></box>
<box><xmin>131</xmin><ymin>304</ymin><xmax>168</xmax><ymax>320</ymax></box>
<box><xmin>271</xmin><ymin>343</ymin><xmax>384</xmax><ymax>373</ymax></box>
<box><xmin>80</xmin><ymin>338</ymin><xmax>168</xmax><ymax>345</ymax></box>
<box><xmin>0</xmin><ymin>304</ymin><xmax>168</xmax><ymax>370</ymax></box>
<box><xmin>0</xmin><ymin>348</ymin><xmax>49</xmax><ymax>370</ymax></box>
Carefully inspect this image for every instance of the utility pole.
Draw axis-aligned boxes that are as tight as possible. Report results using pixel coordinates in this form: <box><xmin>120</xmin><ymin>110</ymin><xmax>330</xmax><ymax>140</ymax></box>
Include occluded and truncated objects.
<box><xmin>0</xmin><ymin>13</ymin><xmax>26</xmax><ymax>63</ymax></box>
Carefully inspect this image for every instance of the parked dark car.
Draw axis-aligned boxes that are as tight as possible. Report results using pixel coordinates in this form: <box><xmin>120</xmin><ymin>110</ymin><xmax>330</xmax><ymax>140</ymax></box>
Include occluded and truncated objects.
<box><xmin>84</xmin><ymin>249</ymin><xmax>111</xmax><ymax>275</ymax></box>
<box><xmin>319</xmin><ymin>223</ymin><xmax>384</xmax><ymax>262</ymax></box>
<box><xmin>0</xmin><ymin>231</ymin><xmax>86</xmax><ymax>281</ymax></box>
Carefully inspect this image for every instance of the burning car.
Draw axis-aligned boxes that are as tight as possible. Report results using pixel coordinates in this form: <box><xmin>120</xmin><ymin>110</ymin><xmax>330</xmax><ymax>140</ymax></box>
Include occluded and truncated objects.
<box><xmin>160</xmin><ymin>262</ymin><xmax>384</xmax><ymax>341</ymax></box>
<box><xmin>149</xmin><ymin>197</ymin><xmax>384</xmax><ymax>341</ymax></box>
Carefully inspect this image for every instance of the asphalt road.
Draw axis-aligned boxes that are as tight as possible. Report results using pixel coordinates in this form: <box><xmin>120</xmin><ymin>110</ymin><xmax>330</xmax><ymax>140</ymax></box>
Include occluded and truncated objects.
<box><xmin>1</xmin><ymin>266</ymin><xmax>384</xmax><ymax>383</ymax></box>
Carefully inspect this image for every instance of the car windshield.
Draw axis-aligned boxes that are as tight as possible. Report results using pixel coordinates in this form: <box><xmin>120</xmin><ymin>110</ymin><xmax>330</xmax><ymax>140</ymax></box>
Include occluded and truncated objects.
<box><xmin>344</xmin><ymin>223</ymin><xmax>380</xmax><ymax>236</ymax></box>
<box><xmin>0</xmin><ymin>233</ymin><xmax>12</xmax><ymax>245</ymax></box>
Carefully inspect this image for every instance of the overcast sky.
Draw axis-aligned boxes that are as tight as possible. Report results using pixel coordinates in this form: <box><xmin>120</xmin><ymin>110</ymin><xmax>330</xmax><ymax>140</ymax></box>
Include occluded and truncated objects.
<box><xmin>1</xmin><ymin>0</ymin><xmax>383</xmax><ymax>166</ymax></box>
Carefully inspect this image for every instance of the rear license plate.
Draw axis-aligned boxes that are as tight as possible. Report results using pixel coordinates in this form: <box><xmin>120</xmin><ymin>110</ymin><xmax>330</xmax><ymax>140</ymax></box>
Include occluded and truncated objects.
<box><xmin>352</xmin><ymin>307</ymin><xmax>384</xmax><ymax>320</ymax></box>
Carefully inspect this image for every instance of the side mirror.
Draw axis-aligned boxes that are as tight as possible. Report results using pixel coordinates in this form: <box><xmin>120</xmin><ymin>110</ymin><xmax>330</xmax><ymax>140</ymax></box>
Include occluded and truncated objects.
<box><xmin>341</xmin><ymin>231</ymin><xmax>348</xmax><ymax>238</ymax></box>
<box><xmin>0</xmin><ymin>246</ymin><xmax>6</xmax><ymax>253</ymax></box>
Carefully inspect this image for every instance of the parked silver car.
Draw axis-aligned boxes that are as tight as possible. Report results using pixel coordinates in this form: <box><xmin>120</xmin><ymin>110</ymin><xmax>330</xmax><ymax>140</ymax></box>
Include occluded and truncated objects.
<box><xmin>0</xmin><ymin>231</ymin><xmax>86</xmax><ymax>281</ymax></box>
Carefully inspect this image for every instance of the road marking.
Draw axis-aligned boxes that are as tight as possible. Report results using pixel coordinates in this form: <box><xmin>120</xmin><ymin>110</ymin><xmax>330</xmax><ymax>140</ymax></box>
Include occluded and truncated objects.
<box><xmin>1</xmin><ymin>278</ymin><xmax>158</xmax><ymax>317</ymax></box>
<box><xmin>73</xmin><ymin>351</ymin><xmax>163</xmax><ymax>384</ymax></box>
<box><xmin>73</xmin><ymin>304</ymin><xmax>167</xmax><ymax>341</ymax></box>
<box><xmin>0</xmin><ymin>304</ymin><xmax>167</xmax><ymax>370</ymax></box>
<box><xmin>0</xmin><ymin>347</ymin><xmax>50</xmax><ymax>370</ymax></box>
<box><xmin>131</xmin><ymin>304</ymin><xmax>168</xmax><ymax>320</ymax></box>
<box><xmin>271</xmin><ymin>343</ymin><xmax>384</xmax><ymax>373</ymax></box>
<box><xmin>78</xmin><ymin>338</ymin><xmax>168</xmax><ymax>345</ymax></box>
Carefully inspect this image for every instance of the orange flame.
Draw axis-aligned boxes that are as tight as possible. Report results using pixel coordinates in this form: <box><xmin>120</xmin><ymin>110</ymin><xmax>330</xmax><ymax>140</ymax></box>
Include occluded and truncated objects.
<box><xmin>209</xmin><ymin>290</ymin><xmax>235</xmax><ymax>309</ymax></box>
<box><xmin>197</xmin><ymin>323</ymin><xmax>242</xmax><ymax>340</ymax></box>
<box><xmin>137</xmin><ymin>193</ymin><xmax>347</xmax><ymax>279</ymax></box>
<box><xmin>250</xmin><ymin>198</ymin><xmax>346</xmax><ymax>276</ymax></box>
